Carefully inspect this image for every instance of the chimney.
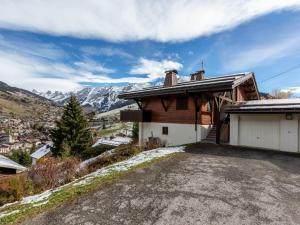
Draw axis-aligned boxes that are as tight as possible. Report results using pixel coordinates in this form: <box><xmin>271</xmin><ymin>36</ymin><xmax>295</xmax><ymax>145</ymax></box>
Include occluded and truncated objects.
<box><xmin>190</xmin><ymin>70</ymin><xmax>205</xmax><ymax>81</ymax></box>
<box><xmin>164</xmin><ymin>70</ymin><xmax>178</xmax><ymax>87</ymax></box>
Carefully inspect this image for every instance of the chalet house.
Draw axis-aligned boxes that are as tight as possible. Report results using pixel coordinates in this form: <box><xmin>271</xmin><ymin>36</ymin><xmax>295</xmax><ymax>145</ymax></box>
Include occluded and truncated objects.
<box><xmin>118</xmin><ymin>70</ymin><xmax>259</xmax><ymax>146</ymax></box>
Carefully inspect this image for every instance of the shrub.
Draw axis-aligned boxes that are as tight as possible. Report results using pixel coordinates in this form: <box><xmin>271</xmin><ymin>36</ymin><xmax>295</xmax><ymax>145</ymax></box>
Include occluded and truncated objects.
<box><xmin>81</xmin><ymin>144</ymin><xmax>114</xmax><ymax>160</ymax></box>
<box><xmin>87</xmin><ymin>144</ymin><xmax>140</xmax><ymax>172</ymax></box>
<box><xmin>27</xmin><ymin>157</ymin><xmax>80</xmax><ymax>192</ymax></box>
<box><xmin>0</xmin><ymin>174</ymin><xmax>32</xmax><ymax>206</ymax></box>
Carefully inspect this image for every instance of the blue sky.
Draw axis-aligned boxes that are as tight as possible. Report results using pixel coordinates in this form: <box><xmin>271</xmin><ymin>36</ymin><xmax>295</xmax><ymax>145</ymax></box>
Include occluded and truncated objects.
<box><xmin>0</xmin><ymin>1</ymin><xmax>300</xmax><ymax>94</ymax></box>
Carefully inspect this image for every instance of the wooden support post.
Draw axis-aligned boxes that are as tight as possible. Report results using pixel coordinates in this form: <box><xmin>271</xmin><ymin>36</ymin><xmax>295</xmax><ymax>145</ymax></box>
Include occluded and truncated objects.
<box><xmin>216</xmin><ymin>110</ymin><xmax>221</xmax><ymax>144</ymax></box>
<box><xmin>232</xmin><ymin>88</ymin><xmax>237</xmax><ymax>102</ymax></box>
<box><xmin>193</xmin><ymin>96</ymin><xmax>199</xmax><ymax>131</ymax></box>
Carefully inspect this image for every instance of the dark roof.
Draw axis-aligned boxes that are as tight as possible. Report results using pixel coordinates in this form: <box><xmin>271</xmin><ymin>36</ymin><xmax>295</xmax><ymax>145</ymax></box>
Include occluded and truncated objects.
<box><xmin>118</xmin><ymin>72</ymin><xmax>259</xmax><ymax>99</ymax></box>
<box><xmin>226</xmin><ymin>99</ymin><xmax>300</xmax><ymax>113</ymax></box>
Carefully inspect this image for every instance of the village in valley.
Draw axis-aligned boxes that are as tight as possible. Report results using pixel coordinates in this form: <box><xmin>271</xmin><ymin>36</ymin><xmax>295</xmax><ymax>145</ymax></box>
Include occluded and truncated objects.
<box><xmin>0</xmin><ymin>99</ymin><xmax>134</xmax><ymax>168</ymax></box>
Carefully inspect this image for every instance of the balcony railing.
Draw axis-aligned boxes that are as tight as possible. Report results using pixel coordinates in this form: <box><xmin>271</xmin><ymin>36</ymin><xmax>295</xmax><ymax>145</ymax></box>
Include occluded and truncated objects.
<box><xmin>120</xmin><ymin>110</ymin><xmax>152</xmax><ymax>122</ymax></box>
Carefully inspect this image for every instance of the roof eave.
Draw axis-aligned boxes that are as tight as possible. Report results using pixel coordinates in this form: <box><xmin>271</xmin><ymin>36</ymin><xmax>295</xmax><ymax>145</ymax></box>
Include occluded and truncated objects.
<box><xmin>226</xmin><ymin>108</ymin><xmax>300</xmax><ymax>114</ymax></box>
<box><xmin>118</xmin><ymin>83</ymin><xmax>234</xmax><ymax>99</ymax></box>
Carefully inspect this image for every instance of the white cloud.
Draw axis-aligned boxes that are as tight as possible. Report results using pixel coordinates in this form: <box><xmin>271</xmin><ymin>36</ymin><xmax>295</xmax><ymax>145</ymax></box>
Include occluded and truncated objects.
<box><xmin>0</xmin><ymin>35</ymin><xmax>66</xmax><ymax>60</ymax></box>
<box><xmin>281</xmin><ymin>87</ymin><xmax>300</xmax><ymax>95</ymax></box>
<box><xmin>74</xmin><ymin>61</ymin><xmax>115</xmax><ymax>74</ymax></box>
<box><xmin>0</xmin><ymin>47</ymin><xmax>180</xmax><ymax>91</ymax></box>
<box><xmin>130</xmin><ymin>58</ymin><xmax>183</xmax><ymax>79</ymax></box>
<box><xmin>81</xmin><ymin>46</ymin><xmax>132</xmax><ymax>58</ymax></box>
<box><xmin>0</xmin><ymin>51</ymin><xmax>82</xmax><ymax>92</ymax></box>
<box><xmin>0</xmin><ymin>1</ymin><xmax>299</xmax><ymax>42</ymax></box>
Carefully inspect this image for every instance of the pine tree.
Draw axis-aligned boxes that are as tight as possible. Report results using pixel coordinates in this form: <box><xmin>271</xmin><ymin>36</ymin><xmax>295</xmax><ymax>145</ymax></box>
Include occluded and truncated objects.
<box><xmin>10</xmin><ymin>150</ymin><xmax>31</xmax><ymax>167</ymax></box>
<box><xmin>51</xmin><ymin>96</ymin><xmax>92</xmax><ymax>157</ymax></box>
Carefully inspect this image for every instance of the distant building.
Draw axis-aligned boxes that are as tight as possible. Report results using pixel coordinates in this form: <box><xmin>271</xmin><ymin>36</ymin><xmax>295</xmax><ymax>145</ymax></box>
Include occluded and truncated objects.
<box><xmin>30</xmin><ymin>143</ymin><xmax>52</xmax><ymax>165</ymax></box>
<box><xmin>0</xmin><ymin>144</ymin><xmax>10</xmax><ymax>155</ymax></box>
<box><xmin>0</xmin><ymin>155</ymin><xmax>26</xmax><ymax>174</ymax></box>
<box><xmin>0</xmin><ymin>133</ymin><xmax>14</xmax><ymax>144</ymax></box>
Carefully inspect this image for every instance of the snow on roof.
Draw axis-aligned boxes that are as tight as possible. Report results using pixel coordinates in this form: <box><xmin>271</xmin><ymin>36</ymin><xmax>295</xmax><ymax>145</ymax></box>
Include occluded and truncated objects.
<box><xmin>30</xmin><ymin>143</ymin><xmax>52</xmax><ymax>159</ymax></box>
<box><xmin>0</xmin><ymin>155</ymin><xmax>27</xmax><ymax>171</ymax></box>
<box><xmin>226</xmin><ymin>98</ymin><xmax>300</xmax><ymax>113</ymax></box>
<box><xmin>241</xmin><ymin>98</ymin><xmax>300</xmax><ymax>106</ymax></box>
<box><xmin>92</xmin><ymin>137</ymin><xmax>132</xmax><ymax>147</ymax></box>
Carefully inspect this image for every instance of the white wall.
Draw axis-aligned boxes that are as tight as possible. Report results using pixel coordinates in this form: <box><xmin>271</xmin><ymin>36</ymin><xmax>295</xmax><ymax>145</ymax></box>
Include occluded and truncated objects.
<box><xmin>139</xmin><ymin>122</ymin><xmax>212</xmax><ymax>146</ymax></box>
<box><xmin>230</xmin><ymin>114</ymin><xmax>300</xmax><ymax>153</ymax></box>
<box><xmin>230</xmin><ymin>114</ymin><xmax>239</xmax><ymax>145</ymax></box>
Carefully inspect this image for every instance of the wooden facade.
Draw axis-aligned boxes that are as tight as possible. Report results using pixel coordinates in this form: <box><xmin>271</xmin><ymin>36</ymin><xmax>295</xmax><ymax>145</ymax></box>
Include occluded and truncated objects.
<box><xmin>119</xmin><ymin>72</ymin><xmax>260</xmax><ymax>144</ymax></box>
<box><xmin>139</xmin><ymin>95</ymin><xmax>215</xmax><ymax>125</ymax></box>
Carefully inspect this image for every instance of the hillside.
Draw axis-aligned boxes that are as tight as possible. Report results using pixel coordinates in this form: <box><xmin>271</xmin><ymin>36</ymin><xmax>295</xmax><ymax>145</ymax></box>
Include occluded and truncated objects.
<box><xmin>0</xmin><ymin>81</ymin><xmax>61</xmax><ymax>118</ymax></box>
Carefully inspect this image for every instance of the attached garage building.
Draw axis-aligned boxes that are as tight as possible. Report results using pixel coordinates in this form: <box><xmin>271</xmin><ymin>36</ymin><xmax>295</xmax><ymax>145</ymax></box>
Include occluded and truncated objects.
<box><xmin>227</xmin><ymin>99</ymin><xmax>300</xmax><ymax>153</ymax></box>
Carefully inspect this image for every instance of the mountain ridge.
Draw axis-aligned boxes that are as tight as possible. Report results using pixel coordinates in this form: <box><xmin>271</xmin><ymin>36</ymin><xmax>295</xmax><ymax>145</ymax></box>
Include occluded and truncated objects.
<box><xmin>33</xmin><ymin>83</ymin><xmax>153</xmax><ymax>112</ymax></box>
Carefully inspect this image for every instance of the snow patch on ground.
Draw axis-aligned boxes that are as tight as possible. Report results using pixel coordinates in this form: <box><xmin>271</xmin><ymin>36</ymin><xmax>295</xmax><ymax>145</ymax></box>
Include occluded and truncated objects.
<box><xmin>92</xmin><ymin>137</ymin><xmax>132</xmax><ymax>147</ymax></box>
<box><xmin>21</xmin><ymin>190</ymin><xmax>52</xmax><ymax>205</ymax></box>
<box><xmin>75</xmin><ymin>146</ymin><xmax>185</xmax><ymax>186</ymax></box>
<box><xmin>79</xmin><ymin>149</ymin><xmax>116</xmax><ymax>169</ymax></box>
<box><xmin>0</xmin><ymin>210</ymin><xmax>20</xmax><ymax>219</ymax></box>
<box><xmin>33</xmin><ymin>201</ymin><xmax>49</xmax><ymax>207</ymax></box>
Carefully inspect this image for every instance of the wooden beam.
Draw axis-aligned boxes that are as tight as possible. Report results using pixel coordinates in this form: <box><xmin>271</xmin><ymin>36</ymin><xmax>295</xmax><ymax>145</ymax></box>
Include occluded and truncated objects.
<box><xmin>160</xmin><ymin>97</ymin><xmax>168</xmax><ymax>112</ymax></box>
<box><xmin>232</xmin><ymin>73</ymin><xmax>253</xmax><ymax>88</ymax></box>
<box><xmin>213</xmin><ymin>92</ymin><xmax>232</xmax><ymax>111</ymax></box>
<box><xmin>134</xmin><ymin>99</ymin><xmax>142</xmax><ymax>110</ymax></box>
<box><xmin>214</xmin><ymin>96</ymin><xmax>220</xmax><ymax>111</ymax></box>
<box><xmin>219</xmin><ymin>92</ymin><xmax>227</xmax><ymax>108</ymax></box>
<box><xmin>218</xmin><ymin>95</ymin><xmax>233</xmax><ymax>103</ymax></box>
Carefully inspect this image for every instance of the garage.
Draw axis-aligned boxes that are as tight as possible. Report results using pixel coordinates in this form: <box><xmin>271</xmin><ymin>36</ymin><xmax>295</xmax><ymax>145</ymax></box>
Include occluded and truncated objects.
<box><xmin>227</xmin><ymin>99</ymin><xmax>300</xmax><ymax>153</ymax></box>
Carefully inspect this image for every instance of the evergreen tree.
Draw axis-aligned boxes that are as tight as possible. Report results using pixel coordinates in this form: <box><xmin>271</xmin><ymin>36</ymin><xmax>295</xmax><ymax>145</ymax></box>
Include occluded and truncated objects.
<box><xmin>10</xmin><ymin>150</ymin><xmax>31</xmax><ymax>167</ymax></box>
<box><xmin>30</xmin><ymin>143</ymin><xmax>36</xmax><ymax>154</ymax></box>
<box><xmin>51</xmin><ymin>96</ymin><xmax>92</xmax><ymax>157</ymax></box>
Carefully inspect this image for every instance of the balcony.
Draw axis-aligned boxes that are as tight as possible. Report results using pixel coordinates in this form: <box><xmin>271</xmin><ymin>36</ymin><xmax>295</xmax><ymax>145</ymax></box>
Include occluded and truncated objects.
<box><xmin>120</xmin><ymin>110</ymin><xmax>152</xmax><ymax>122</ymax></box>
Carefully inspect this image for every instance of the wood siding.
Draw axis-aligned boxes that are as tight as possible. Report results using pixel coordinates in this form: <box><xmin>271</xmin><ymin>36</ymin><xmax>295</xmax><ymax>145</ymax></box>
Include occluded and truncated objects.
<box><xmin>237</xmin><ymin>86</ymin><xmax>248</xmax><ymax>101</ymax></box>
<box><xmin>142</xmin><ymin>95</ymin><xmax>213</xmax><ymax>125</ymax></box>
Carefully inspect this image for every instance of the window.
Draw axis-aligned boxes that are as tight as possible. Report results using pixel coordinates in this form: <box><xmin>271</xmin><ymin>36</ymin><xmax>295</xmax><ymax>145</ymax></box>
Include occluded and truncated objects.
<box><xmin>176</xmin><ymin>96</ymin><xmax>188</xmax><ymax>110</ymax></box>
<box><xmin>162</xmin><ymin>126</ymin><xmax>168</xmax><ymax>135</ymax></box>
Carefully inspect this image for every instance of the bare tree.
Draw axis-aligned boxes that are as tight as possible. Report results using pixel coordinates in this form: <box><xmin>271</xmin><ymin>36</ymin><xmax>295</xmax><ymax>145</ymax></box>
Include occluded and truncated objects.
<box><xmin>271</xmin><ymin>88</ymin><xmax>293</xmax><ymax>99</ymax></box>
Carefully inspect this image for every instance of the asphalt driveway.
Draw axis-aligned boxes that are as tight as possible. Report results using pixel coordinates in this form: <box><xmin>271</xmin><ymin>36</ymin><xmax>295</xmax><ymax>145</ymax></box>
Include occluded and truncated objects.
<box><xmin>22</xmin><ymin>144</ymin><xmax>300</xmax><ymax>225</ymax></box>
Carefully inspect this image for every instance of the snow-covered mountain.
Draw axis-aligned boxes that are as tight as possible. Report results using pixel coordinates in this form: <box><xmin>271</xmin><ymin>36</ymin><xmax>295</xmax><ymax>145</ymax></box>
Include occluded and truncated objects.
<box><xmin>33</xmin><ymin>83</ymin><xmax>152</xmax><ymax>112</ymax></box>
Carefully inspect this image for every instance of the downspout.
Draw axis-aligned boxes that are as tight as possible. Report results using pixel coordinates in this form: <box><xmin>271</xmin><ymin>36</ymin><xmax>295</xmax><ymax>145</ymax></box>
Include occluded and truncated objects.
<box><xmin>193</xmin><ymin>96</ymin><xmax>199</xmax><ymax>142</ymax></box>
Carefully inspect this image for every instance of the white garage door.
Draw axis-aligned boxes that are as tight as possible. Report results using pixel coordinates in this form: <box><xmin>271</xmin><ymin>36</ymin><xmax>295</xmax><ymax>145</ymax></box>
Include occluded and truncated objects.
<box><xmin>239</xmin><ymin>116</ymin><xmax>280</xmax><ymax>150</ymax></box>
